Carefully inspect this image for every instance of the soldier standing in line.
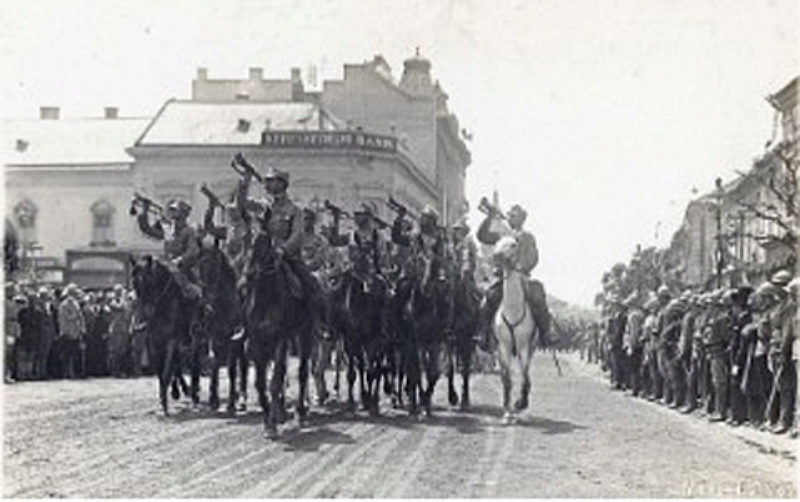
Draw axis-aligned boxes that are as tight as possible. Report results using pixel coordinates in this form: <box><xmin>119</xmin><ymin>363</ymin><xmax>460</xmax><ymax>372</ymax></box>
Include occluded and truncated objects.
<box><xmin>661</xmin><ymin>297</ymin><xmax>687</xmax><ymax>409</ymax></box>
<box><xmin>642</xmin><ymin>294</ymin><xmax>661</xmax><ymax>401</ymax></box>
<box><xmin>765</xmin><ymin>270</ymin><xmax>796</xmax><ymax>434</ymax></box>
<box><xmin>679</xmin><ymin>292</ymin><xmax>702</xmax><ymax>414</ymax></box>
<box><xmin>727</xmin><ymin>287</ymin><xmax>752</xmax><ymax>425</ymax></box>
<box><xmin>653</xmin><ymin>285</ymin><xmax>673</xmax><ymax>405</ymax></box>
<box><xmin>623</xmin><ymin>292</ymin><xmax>646</xmax><ymax>397</ymax></box>
<box><xmin>704</xmin><ymin>289</ymin><xmax>733</xmax><ymax>422</ymax></box>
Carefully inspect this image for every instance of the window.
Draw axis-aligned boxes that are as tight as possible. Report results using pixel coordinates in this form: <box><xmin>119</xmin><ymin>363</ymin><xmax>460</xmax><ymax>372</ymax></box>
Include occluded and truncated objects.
<box><xmin>13</xmin><ymin>199</ymin><xmax>38</xmax><ymax>245</ymax></box>
<box><xmin>90</xmin><ymin>199</ymin><xmax>115</xmax><ymax>247</ymax></box>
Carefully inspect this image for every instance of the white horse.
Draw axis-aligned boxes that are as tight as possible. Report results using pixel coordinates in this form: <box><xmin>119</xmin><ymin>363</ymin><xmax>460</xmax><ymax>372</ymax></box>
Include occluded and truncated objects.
<box><xmin>492</xmin><ymin>235</ymin><xmax>538</xmax><ymax>425</ymax></box>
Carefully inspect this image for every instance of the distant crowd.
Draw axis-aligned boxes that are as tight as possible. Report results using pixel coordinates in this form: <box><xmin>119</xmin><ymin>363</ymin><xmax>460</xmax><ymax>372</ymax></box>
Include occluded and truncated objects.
<box><xmin>577</xmin><ymin>270</ymin><xmax>797</xmax><ymax>438</ymax></box>
<box><xmin>4</xmin><ymin>281</ymin><xmax>149</xmax><ymax>382</ymax></box>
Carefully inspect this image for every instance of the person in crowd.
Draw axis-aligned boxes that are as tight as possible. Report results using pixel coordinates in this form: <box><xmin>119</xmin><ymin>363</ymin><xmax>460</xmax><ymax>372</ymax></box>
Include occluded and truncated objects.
<box><xmin>57</xmin><ymin>284</ymin><xmax>85</xmax><ymax>379</ymax></box>
<box><xmin>4</xmin><ymin>282</ymin><xmax>24</xmax><ymax>383</ymax></box>
<box><xmin>765</xmin><ymin>270</ymin><xmax>796</xmax><ymax>434</ymax></box>
<box><xmin>624</xmin><ymin>292</ymin><xmax>646</xmax><ymax>397</ymax></box>
<box><xmin>107</xmin><ymin>285</ymin><xmax>132</xmax><ymax>377</ymax></box>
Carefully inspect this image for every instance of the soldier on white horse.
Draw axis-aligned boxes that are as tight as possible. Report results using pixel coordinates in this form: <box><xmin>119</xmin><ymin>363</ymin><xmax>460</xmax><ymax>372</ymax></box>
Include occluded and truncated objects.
<box><xmin>477</xmin><ymin>198</ymin><xmax>553</xmax><ymax>423</ymax></box>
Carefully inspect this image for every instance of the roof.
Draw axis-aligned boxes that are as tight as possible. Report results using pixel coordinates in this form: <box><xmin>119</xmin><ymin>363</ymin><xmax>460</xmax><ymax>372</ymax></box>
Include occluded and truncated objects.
<box><xmin>137</xmin><ymin>100</ymin><xmax>345</xmax><ymax>146</ymax></box>
<box><xmin>4</xmin><ymin>118</ymin><xmax>149</xmax><ymax>168</ymax></box>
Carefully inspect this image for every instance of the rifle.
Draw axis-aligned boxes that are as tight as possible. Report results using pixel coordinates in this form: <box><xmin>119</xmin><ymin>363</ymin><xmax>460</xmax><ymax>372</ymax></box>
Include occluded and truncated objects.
<box><xmin>200</xmin><ymin>183</ymin><xmax>224</xmax><ymax>209</ymax></box>
<box><xmin>129</xmin><ymin>192</ymin><xmax>166</xmax><ymax>221</ymax></box>
<box><xmin>387</xmin><ymin>195</ymin><xmax>418</xmax><ymax>221</ymax></box>
<box><xmin>324</xmin><ymin>199</ymin><xmax>352</xmax><ymax>219</ymax></box>
<box><xmin>230</xmin><ymin>152</ymin><xmax>264</xmax><ymax>184</ymax></box>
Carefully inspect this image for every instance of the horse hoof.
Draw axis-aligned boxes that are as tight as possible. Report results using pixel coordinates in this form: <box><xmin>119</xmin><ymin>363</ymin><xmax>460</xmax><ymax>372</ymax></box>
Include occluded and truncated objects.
<box><xmin>226</xmin><ymin>404</ymin><xmax>236</xmax><ymax>416</ymax></box>
<box><xmin>514</xmin><ymin>398</ymin><xmax>529</xmax><ymax>411</ymax></box>
<box><xmin>263</xmin><ymin>427</ymin><xmax>279</xmax><ymax>440</ymax></box>
<box><xmin>448</xmin><ymin>391</ymin><xmax>459</xmax><ymax>407</ymax></box>
<box><xmin>238</xmin><ymin>402</ymin><xmax>247</xmax><ymax>412</ymax></box>
<box><xmin>209</xmin><ymin>397</ymin><xmax>220</xmax><ymax>411</ymax></box>
<box><xmin>501</xmin><ymin>412</ymin><xmax>514</xmax><ymax>425</ymax></box>
<box><xmin>459</xmin><ymin>401</ymin><xmax>470</xmax><ymax>411</ymax></box>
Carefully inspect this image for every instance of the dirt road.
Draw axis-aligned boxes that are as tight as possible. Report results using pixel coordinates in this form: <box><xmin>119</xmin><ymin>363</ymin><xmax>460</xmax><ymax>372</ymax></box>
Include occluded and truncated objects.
<box><xmin>3</xmin><ymin>352</ymin><xmax>796</xmax><ymax>498</ymax></box>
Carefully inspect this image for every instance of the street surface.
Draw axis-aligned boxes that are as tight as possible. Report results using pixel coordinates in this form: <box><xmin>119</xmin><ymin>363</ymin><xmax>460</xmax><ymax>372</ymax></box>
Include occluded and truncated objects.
<box><xmin>3</xmin><ymin>352</ymin><xmax>797</xmax><ymax>498</ymax></box>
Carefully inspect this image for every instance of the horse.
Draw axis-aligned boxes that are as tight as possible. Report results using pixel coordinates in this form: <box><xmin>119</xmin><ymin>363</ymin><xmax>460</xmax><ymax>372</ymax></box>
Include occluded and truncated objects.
<box><xmin>129</xmin><ymin>255</ymin><xmax>195</xmax><ymax>415</ymax></box>
<box><xmin>244</xmin><ymin>227</ymin><xmax>314</xmax><ymax>439</ymax></box>
<box><xmin>195</xmin><ymin>245</ymin><xmax>249</xmax><ymax>413</ymax></box>
<box><xmin>330</xmin><ymin>265</ymin><xmax>388</xmax><ymax>415</ymax></box>
<box><xmin>401</xmin><ymin>249</ymin><xmax>453</xmax><ymax>416</ymax></box>
<box><xmin>445</xmin><ymin>265</ymin><xmax>483</xmax><ymax>410</ymax></box>
<box><xmin>491</xmin><ymin>235</ymin><xmax>538</xmax><ymax>424</ymax></box>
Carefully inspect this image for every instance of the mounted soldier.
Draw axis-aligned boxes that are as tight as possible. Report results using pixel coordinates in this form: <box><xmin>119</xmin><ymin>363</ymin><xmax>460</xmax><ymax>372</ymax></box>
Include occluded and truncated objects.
<box><xmin>135</xmin><ymin>196</ymin><xmax>202</xmax><ymax>303</ymax></box>
<box><xmin>328</xmin><ymin>201</ymin><xmax>387</xmax><ymax>289</ymax></box>
<box><xmin>233</xmin><ymin>155</ymin><xmax>320</xmax><ymax>321</ymax></box>
<box><xmin>476</xmin><ymin>197</ymin><xmax>552</xmax><ymax>346</ymax></box>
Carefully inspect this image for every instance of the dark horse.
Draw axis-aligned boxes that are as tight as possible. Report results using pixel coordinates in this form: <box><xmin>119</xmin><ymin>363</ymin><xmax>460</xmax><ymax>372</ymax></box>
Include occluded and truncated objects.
<box><xmin>195</xmin><ymin>246</ymin><xmax>249</xmax><ymax>413</ymax></box>
<box><xmin>244</xmin><ymin>229</ymin><xmax>314</xmax><ymax>439</ymax></box>
<box><xmin>130</xmin><ymin>256</ymin><xmax>194</xmax><ymax>415</ymax></box>
<box><xmin>330</xmin><ymin>267</ymin><xmax>388</xmax><ymax>415</ymax></box>
<box><xmin>445</xmin><ymin>267</ymin><xmax>483</xmax><ymax>410</ymax></box>
<box><xmin>398</xmin><ymin>252</ymin><xmax>453</xmax><ymax>416</ymax></box>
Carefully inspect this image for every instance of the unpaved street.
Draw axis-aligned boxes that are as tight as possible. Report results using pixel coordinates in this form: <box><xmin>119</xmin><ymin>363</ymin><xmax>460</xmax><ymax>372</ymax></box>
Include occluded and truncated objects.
<box><xmin>3</xmin><ymin>353</ymin><xmax>796</xmax><ymax>498</ymax></box>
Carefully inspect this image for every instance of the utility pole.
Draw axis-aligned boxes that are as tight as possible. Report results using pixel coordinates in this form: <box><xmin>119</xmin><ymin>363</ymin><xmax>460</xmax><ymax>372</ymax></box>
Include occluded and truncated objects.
<box><xmin>714</xmin><ymin>178</ymin><xmax>725</xmax><ymax>289</ymax></box>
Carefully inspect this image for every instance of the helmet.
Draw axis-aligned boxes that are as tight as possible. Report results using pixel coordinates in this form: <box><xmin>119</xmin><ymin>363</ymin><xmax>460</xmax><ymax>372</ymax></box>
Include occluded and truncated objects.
<box><xmin>354</xmin><ymin>201</ymin><xmax>376</xmax><ymax>217</ymax></box>
<box><xmin>506</xmin><ymin>204</ymin><xmax>528</xmax><ymax>223</ymax></box>
<box><xmin>657</xmin><ymin>285</ymin><xmax>671</xmax><ymax>298</ymax></box>
<box><xmin>167</xmin><ymin>199</ymin><xmax>192</xmax><ymax>217</ymax></box>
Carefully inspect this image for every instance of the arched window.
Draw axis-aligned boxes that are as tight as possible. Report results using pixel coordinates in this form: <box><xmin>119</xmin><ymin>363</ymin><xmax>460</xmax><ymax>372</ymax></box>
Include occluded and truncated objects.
<box><xmin>13</xmin><ymin>199</ymin><xmax>38</xmax><ymax>245</ymax></box>
<box><xmin>90</xmin><ymin>199</ymin><xmax>116</xmax><ymax>247</ymax></box>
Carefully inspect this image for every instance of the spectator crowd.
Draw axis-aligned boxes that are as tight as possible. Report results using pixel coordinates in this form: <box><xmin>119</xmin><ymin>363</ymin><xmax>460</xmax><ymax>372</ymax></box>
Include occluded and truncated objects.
<box><xmin>4</xmin><ymin>281</ymin><xmax>149</xmax><ymax>383</ymax></box>
<box><xmin>577</xmin><ymin>269</ymin><xmax>797</xmax><ymax>438</ymax></box>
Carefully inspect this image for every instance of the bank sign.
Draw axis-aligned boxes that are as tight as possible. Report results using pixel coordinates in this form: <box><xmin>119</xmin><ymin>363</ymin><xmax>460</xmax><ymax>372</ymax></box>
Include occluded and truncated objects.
<box><xmin>262</xmin><ymin>131</ymin><xmax>397</xmax><ymax>154</ymax></box>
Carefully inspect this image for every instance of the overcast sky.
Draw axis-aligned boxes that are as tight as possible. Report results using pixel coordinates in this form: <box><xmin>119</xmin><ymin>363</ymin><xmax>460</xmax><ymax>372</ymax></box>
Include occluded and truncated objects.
<box><xmin>2</xmin><ymin>0</ymin><xmax>798</xmax><ymax>306</ymax></box>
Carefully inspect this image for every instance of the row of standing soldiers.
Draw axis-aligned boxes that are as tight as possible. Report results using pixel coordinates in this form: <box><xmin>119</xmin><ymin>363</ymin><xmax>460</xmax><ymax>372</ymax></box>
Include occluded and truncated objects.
<box><xmin>595</xmin><ymin>271</ymin><xmax>797</xmax><ymax>436</ymax></box>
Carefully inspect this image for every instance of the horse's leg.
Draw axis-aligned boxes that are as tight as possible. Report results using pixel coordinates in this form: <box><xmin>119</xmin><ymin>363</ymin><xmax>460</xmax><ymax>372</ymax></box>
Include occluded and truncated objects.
<box><xmin>346</xmin><ymin>346</ymin><xmax>357</xmax><ymax>412</ymax></box>
<box><xmin>161</xmin><ymin>338</ymin><xmax>178</xmax><ymax>416</ymax></box>
<box><xmin>514</xmin><ymin>335</ymin><xmax>535</xmax><ymax>412</ymax></box>
<box><xmin>236</xmin><ymin>339</ymin><xmax>249</xmax><ymax>411</ymax></box>
<box><xmin>495</xmin><ymin>327</ymin><xmax>514</xmax><ymax>423</ymax></box>
<box><xmin>461</xmin><ymin>332</ymin><xmax>474</xmax><ymax>410</ymax></box>
<box><xmin>446</xmin><ymin>342</ymin><xmax>459</xmax><ymax>407</ymax></box>
<box><xmin>189</xmin><ymin>335</ymin><xmax>202</xmax><ymax>406</ymax></box>
<box><xmin>266</xmin><ymin>341</ymin><xmax>287</xmax><ymax>439</ymax></box>
<box><xmin>358</xmin><ymin>350</ymin><xmax>369</xmax><ymax>411</ymax></box>
<box><xmin>406</xmin><ymin>342</ymin><xmax>420</xmax><ymax>416</ymax></box>
<box><xmin>226</xmin><ymin>341</ymin><xmax>239</xmax><ymax>415</ymax></box>
<box><xmin>334</xmin><ymin>338</ymin><xmax>342</xmax><ymax>400</ymax></box>
<box><xmin>296</xmin><ymin>331</ymin><xmax>311</xmax><ymax>425</ymax></box>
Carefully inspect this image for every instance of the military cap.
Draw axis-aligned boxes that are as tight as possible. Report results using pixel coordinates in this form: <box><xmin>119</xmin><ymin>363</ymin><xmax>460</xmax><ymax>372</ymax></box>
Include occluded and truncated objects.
<box><xmin>665</xmin><ymin>299</ymin><xmax>686</xmax><ymax>317</ymax></box>
<box><xmin>167</xmin><ymin>199</ymin><xmax>192</xmax><ymax>216</ymax></box>
<box><xmin>644</xmin><ymin>296</ymin><xmax>660</xmax><ymax>311</ymax></box>
<box><xmin>354</xmin><ymin>201</ymin><xmax>376</xmax><ymax>217</ymax></box>
<box><xmin>657</xmin><ymin>285</ymin><xmax>671</xmax><ymax>298</ymax></box>
<box><xmin>770</xmin><ymin>269</ymin><xmax>793</xmax><ymax>287</ymax></box>
<box><xmin>452</xmin><ymin>217</ymin><xmax>470</xmax><ymax>232</ymax></box>
<box><xmin>113</xmin><ymin>283</ymin><xmax>125</xmax><ymax>292</ymax></box>
<box><xmin>263</xmin><ymin>166</ymin><xmax>290</xmax><ymax>186</ymax></box>
<box><xmin>420</xmin><ymin>205</ymin><xmax>439</xmax><ymax>221</ymax></box>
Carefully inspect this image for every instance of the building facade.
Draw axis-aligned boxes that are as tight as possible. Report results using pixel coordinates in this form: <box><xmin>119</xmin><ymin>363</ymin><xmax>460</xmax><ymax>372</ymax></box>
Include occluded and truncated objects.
<box><xmin>667</xmin><ymin>75</ymin><xmax>798</xmax><ymax>288</ymax></box>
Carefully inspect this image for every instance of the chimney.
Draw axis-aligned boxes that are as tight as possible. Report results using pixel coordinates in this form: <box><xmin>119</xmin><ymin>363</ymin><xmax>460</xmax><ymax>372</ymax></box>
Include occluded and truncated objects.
<box><xmin>196</xmin><ymin>67</ymin><xmax>208</xmax><ymax>80</ymax></box>
<box><xmin>249</xmin><ymin>67</ymin><xmax>263</xmax><ymax>81</ymax></box>
<box><xmin>290</xmin><ymin>68</ymin><xmax>304</xmax><ymax>102</ymax></box>
<box><xmin>40</xmin><ymin>106</ymin><xmax>59</xmax><ymax>120</ymax></box>
<box><xmin>104</xmin><ymin>107</ymin><xmax>118</xmax><ymax>119</ymax></box>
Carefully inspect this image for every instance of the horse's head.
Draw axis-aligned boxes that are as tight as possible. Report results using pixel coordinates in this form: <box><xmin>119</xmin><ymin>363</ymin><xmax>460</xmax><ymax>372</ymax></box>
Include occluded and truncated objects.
<box><xmin>129</xmin><ymin>255</ymin><xmax>172</xmax><ymax>320</ymax></box>
<box><xmin>249</xmin><ymin>230</ymin><xmax>280</xmax><ymax>277</ymax></box>
<box><xmin>492</xmin><ymin>236</ymin><xmax>519</xmax><ymax>270</ymax></box>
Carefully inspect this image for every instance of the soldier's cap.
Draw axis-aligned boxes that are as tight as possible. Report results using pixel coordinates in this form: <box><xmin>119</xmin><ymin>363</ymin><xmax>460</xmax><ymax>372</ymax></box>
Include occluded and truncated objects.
<box><xmin>263</xmin><ymin>166</ymin><xmax>289</xmax><ymax>185</ymax></box>
<box><xmin>657</xmin><ymin>285</ymin><xmax>671</xmax><ymax>298</ymax></box>
<box><xmin>38</xmin><ymin>286</ymin><xmax>49</xmax><ymax>296</ymax></box>
<box><xmin>665</xmin><ymin>298</ymin><xmax>686</xmax><ymax>316</ymax></box>
<box><xmin>63</xmin><ymin>283</ymin><xmax>79</xmax><ymax>298</ymax></box>
<box><xmin>167</xmin><ymin>199</ymin><xmax>192</xmax><ymax>216</ymax></box>
<box><xmin>770</xmin><ymin>269</ymin><xmax>793</xmax><ymax>287</ymax></box>
<box><xmin>420</xmin><ymin>205</ymin><xmax>439</xmax><ymax>221</ymax></box>
<box><xmin>354</xmin><ymin>201</ymin><xmax>376</xmax><ymax>217</ymax></box>
<box><xmin>113</xmin><ymin>283</ymin><xmax>125</xmax><ymax>292</ymax></box>
<box><xmin>755</xmin><ymin>281</ymin><xmax>784</xmax><ymax>301</ymax></box>
<box><xmin>644</xmin><ymin>296</ymin><xmax>660</xmax><ymax>311</ymax></box>
<box><xmin>452</xmin><ymin>217</ymin><xmax>470</xmax><ymax>232</ymax></box>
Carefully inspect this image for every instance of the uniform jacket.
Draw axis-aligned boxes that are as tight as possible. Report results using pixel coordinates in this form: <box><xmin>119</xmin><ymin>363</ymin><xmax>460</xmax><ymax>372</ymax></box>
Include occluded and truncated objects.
<box><xmin>476</xmin><ymin>216</ymin><xmax>539</xmax><ymax>276</ymax></box>
<box><xmin>624</xmin><ymin>308</ymin><xmax>645</xmax><ymax>352</ymax></box>
<box><xmin>137</xmin><ymin>214</ymin><xmax>200</xmax><ymax>265</ymax></box>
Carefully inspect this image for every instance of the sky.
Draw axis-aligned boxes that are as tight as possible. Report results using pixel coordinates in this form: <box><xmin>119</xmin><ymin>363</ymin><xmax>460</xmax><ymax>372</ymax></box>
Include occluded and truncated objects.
<box><xmin>2</xmin><ymin>0</ymin><xmax>798</xmax><ymax>307</ymax></box>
